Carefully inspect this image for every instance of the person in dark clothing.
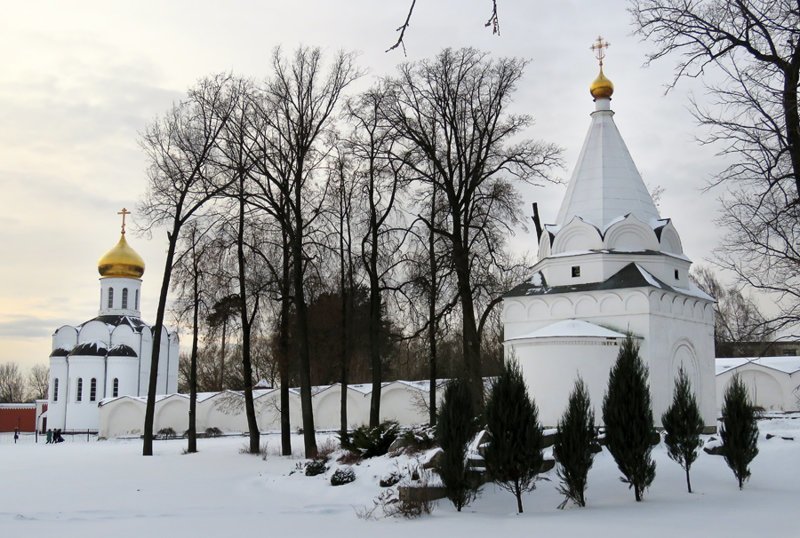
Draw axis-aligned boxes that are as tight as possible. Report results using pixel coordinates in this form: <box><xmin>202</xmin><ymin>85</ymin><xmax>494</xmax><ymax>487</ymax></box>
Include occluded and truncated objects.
<box><xmin>14</xmin><ymin>428</ymin><xmax>19</xmax><ymax>444</ymax></box>
<box><xmin>46</xmin><ymin>429</ymin><xmax>53</xmax><ymax>444</ymax></box>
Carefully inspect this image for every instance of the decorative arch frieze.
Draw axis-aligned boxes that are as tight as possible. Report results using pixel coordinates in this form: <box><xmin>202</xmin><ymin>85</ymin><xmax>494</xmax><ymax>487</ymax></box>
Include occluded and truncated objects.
<box><xmin>604</xmin><ymin>214</ymin><xmax>659</xmax><ymax>251</ymax></box>
<box><xmin>551</xmin><ymin>217</ymin><xmax>602</xmax><ymax>254</ymax></box>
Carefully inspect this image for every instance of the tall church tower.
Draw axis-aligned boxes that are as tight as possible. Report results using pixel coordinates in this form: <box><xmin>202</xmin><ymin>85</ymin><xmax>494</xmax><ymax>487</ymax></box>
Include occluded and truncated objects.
<box><xmin>47</xmin><ymin>210</ymin><xmax>179</xmax><ymax>432</ymax></box>
<box><xmin>502</xmin><ymin>39</ymin><xmax>716</xmax><ymax>428</ymax></box>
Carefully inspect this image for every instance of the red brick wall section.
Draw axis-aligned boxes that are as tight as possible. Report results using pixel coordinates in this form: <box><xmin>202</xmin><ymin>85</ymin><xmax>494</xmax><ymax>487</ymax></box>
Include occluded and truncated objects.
<box><xmin>0</xmin><ymin>406</ymin><xmax>36</xmax><ymax>432</ymax></box>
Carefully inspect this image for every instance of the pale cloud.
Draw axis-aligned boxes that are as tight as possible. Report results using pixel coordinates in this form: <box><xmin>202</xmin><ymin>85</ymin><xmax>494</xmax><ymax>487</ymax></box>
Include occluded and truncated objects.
<box><xmin>0</xmin><ymin>0</ymin><xmax>736</xmax><ymax>368</ymax></box>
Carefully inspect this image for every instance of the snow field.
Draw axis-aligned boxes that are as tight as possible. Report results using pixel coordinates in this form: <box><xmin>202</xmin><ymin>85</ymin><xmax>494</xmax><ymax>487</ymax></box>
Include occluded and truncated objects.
<box><xmin>1</xmin><ymin>417</ymin><xmax>798</xmax><ymax>538</ymax></box>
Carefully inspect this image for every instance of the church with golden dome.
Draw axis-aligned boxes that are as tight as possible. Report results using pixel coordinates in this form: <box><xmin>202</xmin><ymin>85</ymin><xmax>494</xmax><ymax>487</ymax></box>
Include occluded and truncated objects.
<box><xmin>47</xmin><ymin>210</ymin><xmax>179</xmax><ymax>432</ymax></box>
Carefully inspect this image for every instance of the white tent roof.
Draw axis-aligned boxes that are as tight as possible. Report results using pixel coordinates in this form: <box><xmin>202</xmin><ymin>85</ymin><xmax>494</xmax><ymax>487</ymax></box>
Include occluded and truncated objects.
<box><xmin>555</xmin><ymin>99</ymin><xmax>660</xmax><ymax>229</ymax></box>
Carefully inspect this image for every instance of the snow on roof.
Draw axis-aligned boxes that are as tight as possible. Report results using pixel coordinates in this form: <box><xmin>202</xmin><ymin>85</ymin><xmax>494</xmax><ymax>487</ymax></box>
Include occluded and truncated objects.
<box><xmin>716</xmin><ymin>356</ymin><xmax>800</xmax><ymax>376</ymax></box>
<box><xmin>506</xmin><ymin>319</ymin><xmax>628</xmax><ymax>341</ymax></box>
<box><xmin>0</xmin><ymin>403</ymin><xmax>36</xmax><ymax>410</ymax></box>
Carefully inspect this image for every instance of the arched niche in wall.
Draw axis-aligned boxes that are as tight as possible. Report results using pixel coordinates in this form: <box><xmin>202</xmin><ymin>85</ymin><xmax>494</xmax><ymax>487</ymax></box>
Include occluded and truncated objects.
<box><xmin>604</xmin><ymin>214</ymin><xmax>659</xmax><ymax>251</ymax></box>
<box><xmin>624</xmin><ymin>291</ymin><xmax>649</xmax><ymax>313</ymax></box>
<box><xmin>671</xmin><ymin>339</ymin><xmax>699</xmax><ymax>392</ymax></box>
<box><xmin>503</xmin><ymin>300</ymin><xmax>525</xmax><ymax>322</ymax></box>
<box><xmin>599</xmin><ymin>293</ymin><xmax>624</xmax><ymax>315</ymax></box>
<box><xmin>551</xmin><ymin>217</ymin><xmax>602</xmax><ymax>255</ymax></box>
<box><xmin>574</xmin><ymin>295</ymin><xmax>598</xmax><ymax>317</ymax></box>
<box><xmin>550</xmin><ymin>297</ymin><xmax>574</xmax><ymax>318</ymax></box>
<box><xmin>527</xmin><ymin>299</ymin><xmax>550</xmax><ymax>320</ymax></box>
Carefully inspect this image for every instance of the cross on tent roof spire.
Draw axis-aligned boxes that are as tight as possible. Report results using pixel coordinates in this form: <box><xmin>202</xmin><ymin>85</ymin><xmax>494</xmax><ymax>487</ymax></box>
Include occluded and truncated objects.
<box><xmin>591</xmin><ymin>35</ymin><xmax>610</xmax><ymax>67</ymax></box>
<box><xmin>117</xmin><ymin>208</ymin><xmax>131</xmax><ymax>235</ymax></box>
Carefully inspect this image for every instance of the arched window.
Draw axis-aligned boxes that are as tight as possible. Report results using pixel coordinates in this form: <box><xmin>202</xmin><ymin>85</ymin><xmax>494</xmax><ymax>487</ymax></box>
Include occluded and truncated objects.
<box><xmin>76</xmin><ymin>378</ymin><xmax>83</xmax><ymax>402</ymax></box>
<box><xmin>107</xmin><ymin>288</ymin><xmax>114</xmax><ymax>309</ymax></box>
<box><xmin>135</xmin><ymin>289</ymin><xmax>139</xmax><ymax>310</ymax></box>
<box><xmin>53</xmin><ymin>378</ymin><xmax>59</xmax><ymax>402</ymax></box>
<box><xmin>122</xmin><ymin>288</ymin><xmax>128</xmax><ymax>309</ymax></box>
<box><xmin>113</xmin><ymin>378</ymin><xmax>119</xmax><ymax>398</ymax></box>
<box><xmin>90</xmin><ymin>378</ymin><xmax>97</xmax><ymax>401</ymax></box>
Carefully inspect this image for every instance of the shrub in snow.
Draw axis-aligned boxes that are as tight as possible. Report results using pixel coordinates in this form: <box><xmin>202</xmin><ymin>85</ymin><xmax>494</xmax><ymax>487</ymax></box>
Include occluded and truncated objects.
<box><xmin>661</xmin><ymin>366</ymin><xmax>704</xmax><ymax>493</ymax></box>
<box><xmin>304</xmin><ymin>459</ymin><xmax>328</xmax><ymax>477</ymax></box>
<box><xmin>435</xmin><ymin>377</ymin><xmax>480</xmax><ymax>512</ymax></box>
<box><xmin>602</xmin><ymin>334</ymin><xmax>656</xmax><ymax>502</ymax></box>
<box><xmin>344</xmin><ymin>421</ymin><xmax>400</xmax><ymax>458</ymax></box>
<box><xmin>330</xmin><ymin>466</ymin><xmax>356</xmax><ymax>486</ymax></box>
<box><xmin>393</xmin><ymin>425</ymin><xmax>437</xmax><ymax>454</ymax></box>
<box><xmin>554</xmin><ymin>377</ymin><xmax>596</xmax><ymax>508</ymax></box>
<box><xmin>156</xmin><ymin>427</ymin><xmax>177</xmax><ymax>439</ymax></box>
<box><xmin>720</xmin><ymin>373</ymin><xmax>759</xmax><ymax>489</ymax></box>
<box><xmin>484</xmin><ymin>360</ymin><xmax>544</xmax><ymax>514</ymax></box>
<box><xmin>205</xmin><ymin>427</ymin><xmax>223</xmax><ymax>438</ymax></box>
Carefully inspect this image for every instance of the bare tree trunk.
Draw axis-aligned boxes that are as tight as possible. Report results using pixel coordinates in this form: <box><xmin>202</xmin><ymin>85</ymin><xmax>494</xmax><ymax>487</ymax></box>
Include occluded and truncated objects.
<box><xmin>279</xmin><ymin>227</ymin><xmax>292</xmax><ymax>456</ymax></box>
<box><xmin>188</xmin><ymin>234</ymin><xmax>200</xmax><ymax>454</ymax></box>
<box><xmin>143</xmin><ymin>221</ymin><xmax>180</xmax><ymax>456</ymax></box>
<box><xmin>293</xmin><ymin>168</ymin><xmax>317</xmax><ymax>459</ymax></box>
<box><xmin>237</xmin><ymin>179</ymin><xmax>260</xmax><ymax>454</ymax></box>
<box><xmin>219</xmin><ymin>320</ymin><xmax>227</xmax><ymax>390</ymax></box>
<box><xmin>338</xmin><ymin>173</ymin><xmax>351</xmax><ymax>441</ymax></box>
<box><xmin>428</xmin><ymin>183</ymin><xmax>438</xmax><ymax>426</ymax></box>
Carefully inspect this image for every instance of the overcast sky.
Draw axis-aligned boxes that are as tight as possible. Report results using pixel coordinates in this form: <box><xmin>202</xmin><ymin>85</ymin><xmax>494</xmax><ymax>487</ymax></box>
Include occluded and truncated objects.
<box><xmin>0</xmin><ymin>0</ymin><xmax>728</xmax><ymax>371</ymax></box>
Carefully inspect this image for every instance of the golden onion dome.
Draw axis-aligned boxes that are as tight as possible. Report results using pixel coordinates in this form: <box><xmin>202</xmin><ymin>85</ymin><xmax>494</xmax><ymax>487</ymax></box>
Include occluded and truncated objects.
<box><xmin>590</xmin><ymin>67</ymin><xmax>614</xmax><ymax>100</ymax></box>
<box><xmin>98</xmin><ymin>234</ymin><xmax>145</xmax><ymax>278</ymax></box>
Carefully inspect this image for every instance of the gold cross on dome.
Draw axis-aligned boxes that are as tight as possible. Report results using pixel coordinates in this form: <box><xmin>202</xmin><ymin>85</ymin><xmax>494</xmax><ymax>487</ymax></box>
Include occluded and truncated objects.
<box><xmin>117</xmin><ymin>207</ymin><xmax>131</xmax><ymax>235</ymax></box>
<box><xmin>591</xmin><ymin>35</ymin><xmax>610</xmax><ymax>67</ymax></box>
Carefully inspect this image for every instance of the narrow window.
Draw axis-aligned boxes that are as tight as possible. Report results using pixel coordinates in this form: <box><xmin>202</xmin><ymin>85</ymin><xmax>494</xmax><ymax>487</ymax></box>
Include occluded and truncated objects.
<box><xmin>122</xmin><ymin>288</ymin><xmax>128</xmax><ymax>309</ymax></box>
<box><xmin>135</xmin><ymin>289</ymin><xmax>139</xmax><ymax>310</ymax></box>
<box><xmin>107</xmin><ymin>288</ymin><xmax>114</xmax><ymax>308</ymax></box>
<box><xmin>571</xmin><ymin>266</ymin><xmax>581</xmax><ymax>278</ymax></box>
<box><xmin>90</xmin><ymin>378</ymin><xmax>97</xmax><ymax>402</ymax></box>
<box><xmin>674</xmin><ymin>269</ymin><xmax>679</xmax><ymax>280</ymax></box>
<box><xmin>76</xmin><ymin>378</ymin><xmax>83</xmax><ymax>402</ymax></box>
<box><xmin>53</xmin><ymin>378</ymin><xmax>59</xmax><ymax>402</ymax></box>
<box><xmin>113</xmin><ymin>378</ymin><xmax>119</xmax><ymax>398</ymax></box>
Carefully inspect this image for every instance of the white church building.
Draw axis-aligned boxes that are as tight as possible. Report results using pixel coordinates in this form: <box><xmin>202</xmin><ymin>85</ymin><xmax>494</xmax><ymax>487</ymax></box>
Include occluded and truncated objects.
<box><xmin>502</xmin><ymin>51</ymin><xmax>717</xmax><ymax>430</ymax></box>
<box><xmin>47</xmin><ymin>212</ymin><xmax>179</xmax><ymax>431</ymax></box>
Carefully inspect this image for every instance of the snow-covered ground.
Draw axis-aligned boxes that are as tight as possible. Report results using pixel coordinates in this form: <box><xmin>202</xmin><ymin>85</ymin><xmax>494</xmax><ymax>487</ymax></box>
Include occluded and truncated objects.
<box><xmin>2</xmin><ymin>417</ymin><xmax>798</xmax><ymax>538</ymax></box>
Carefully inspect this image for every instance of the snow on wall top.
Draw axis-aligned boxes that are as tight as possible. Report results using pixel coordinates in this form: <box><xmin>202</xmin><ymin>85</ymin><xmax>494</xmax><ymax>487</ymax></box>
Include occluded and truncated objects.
<box><xmin>716</xmin><ymin>356</ymin><xmax>800</xmax><ymax>376</ymax></box>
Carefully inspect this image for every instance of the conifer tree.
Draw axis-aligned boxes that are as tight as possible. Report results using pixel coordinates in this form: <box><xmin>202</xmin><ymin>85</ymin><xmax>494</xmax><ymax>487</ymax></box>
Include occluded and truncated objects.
<box><xmin>602</xmin><ymin>335</ymin><xmax>656</xmax><ymax>502</ymax></box>
<box><xmin>554</xmin><ymin>377</ymin><xmax>596</xmax><ymax>508</ymax></box>
<box><xmin>720</xmin><ymin>374</ymin><xmax>759</xmax><ymax>489</ymax></box>
<box><xmin>661</xmin><ymin>366</ymin><xmax>704</xmax><ymax>493</ymax></box>
<box><xmin>435</xmin><ymin>377</ymin><xmax>480</xmax><ymax>511</ymax></box>
<box><xmin>484</xmin><ymin>359</ymin><xmax>543</xmax><ymax>514</ymax></box>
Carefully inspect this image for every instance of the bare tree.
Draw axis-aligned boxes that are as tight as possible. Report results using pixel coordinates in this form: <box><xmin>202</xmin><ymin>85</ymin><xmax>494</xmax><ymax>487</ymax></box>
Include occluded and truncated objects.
<box><xmin>346</xmin><ymin>87</ymin><xmax>407</xmax><ymax>427</ymax></box>
<box><xmin>0</xmin><ymin>363</ymin><xmax>26</xmax><ymax>403</ymax></box>
<box><xmin>631</xmin><ymin>0</ymin><xmax>800</xmax><ymax>335</ymax></box>
<box><xmin>247</xmin><ymin>46</ymin><xmax>361</xmax><ymax>457</ymax></box>
<box><xmin>384</xmin><ymin>48</ymin><xmax>561</xmax><ymax>404</ymax></box>
<box><xmin>138</xmin><ymin>74</ymin><xmax>237</xmax><ymax>456</ymax></box>
<box><xmin>27</xmin><ymin>364</ymin><xmax>49</xmax><ymax>401</ymax></box>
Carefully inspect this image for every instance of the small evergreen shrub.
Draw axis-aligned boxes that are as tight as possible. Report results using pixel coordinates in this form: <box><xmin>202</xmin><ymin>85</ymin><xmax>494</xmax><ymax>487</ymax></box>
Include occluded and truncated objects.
<box><xmin>343</xmin><ymin>421</ymin><xmax>400</xmax><ymax>458</ymax></box>
<box><xmin>661</xmin><ymin>367</ymin><xmax>704</xmax><ymax>493</ymax></box>
<box><xmin>205</xmin><ymin>427</ymin><xmax>223</xmax><ymax>438</ymax></box>
<box><xmin>435</xmin><ymin>377</ymin><xmax>480</xmax><ymax>512</ymax></box>
<box><xmin>330</xmin><ymin>466</ymin><xmax>356</xmax><ymax>486</ymax></box>
<box><xmin>554</xmin><ymin>377</ymin><xmax>596</xmax><ymax>508</ymax></box>
<box><xmin>484</xmin><ymin>360</ymin><xmax>544</xmax><ymax>514</ymax></box>
<box><xmin>720</xmin><ymin>374</ymin><xmax>759</xmax><ymax>489</ymax></box>
<box><xmin>304</xmin><ymin>459</ymin><xmax>328</xmax><ymax>477</ymax></box>
<box><xmin>602</xmin><ymin>334</ymin><xmax>656</xmax><ymax>502</ymax></box>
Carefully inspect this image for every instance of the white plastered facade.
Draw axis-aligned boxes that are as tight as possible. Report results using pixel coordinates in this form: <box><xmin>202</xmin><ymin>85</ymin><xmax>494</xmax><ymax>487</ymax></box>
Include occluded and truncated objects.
<box><xmin>503</xmin><ymin>93</ymin><xmax>716</xmax><ymax>429</ymax></box>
